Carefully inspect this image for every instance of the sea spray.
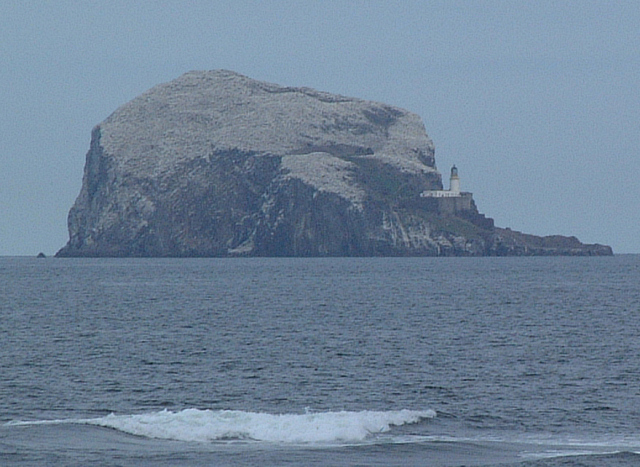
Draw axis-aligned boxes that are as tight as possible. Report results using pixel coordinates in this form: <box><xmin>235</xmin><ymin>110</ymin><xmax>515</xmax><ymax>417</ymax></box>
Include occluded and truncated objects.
<box><xmin>82</xmin><ymin>409</ymin><xmax>437</xmax><ymax>443</ymax></box>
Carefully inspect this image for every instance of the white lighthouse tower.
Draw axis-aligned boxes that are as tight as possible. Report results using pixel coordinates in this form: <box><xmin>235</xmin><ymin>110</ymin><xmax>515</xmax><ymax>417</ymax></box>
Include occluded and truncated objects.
<box><xmin>449</xmin><ymin>165</ymin><xmax>460</xmax><ymax>194</ymax></box>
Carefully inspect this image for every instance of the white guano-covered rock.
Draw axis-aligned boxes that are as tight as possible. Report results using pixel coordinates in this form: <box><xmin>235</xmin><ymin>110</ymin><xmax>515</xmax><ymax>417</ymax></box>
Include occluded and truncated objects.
<box><xmin>58</xmin><ymin>70</ymin><xmax>514</xmax><ymax>257</ymax></box>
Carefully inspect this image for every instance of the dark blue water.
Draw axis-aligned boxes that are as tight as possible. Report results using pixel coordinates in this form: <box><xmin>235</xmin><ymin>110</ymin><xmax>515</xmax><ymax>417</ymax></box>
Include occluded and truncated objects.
<box><xmin>1</xmin><ymin>256</ymin><xmax>639</xmax><ymax>466</ymax></box>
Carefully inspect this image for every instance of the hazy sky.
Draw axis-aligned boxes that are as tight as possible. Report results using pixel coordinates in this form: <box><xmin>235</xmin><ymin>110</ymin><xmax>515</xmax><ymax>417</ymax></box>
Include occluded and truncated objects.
<box><xmin>1</xmin><ymin>1</ymin><xmax>638</xmax><ymax>255</ymax></box>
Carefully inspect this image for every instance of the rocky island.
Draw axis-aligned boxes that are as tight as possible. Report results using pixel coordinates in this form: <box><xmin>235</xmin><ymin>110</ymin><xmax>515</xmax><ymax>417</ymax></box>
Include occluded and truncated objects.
<box><xmin>56</xmin><ymin>70</ymin><xmax>612</xmax><ymax>257</ymax></box>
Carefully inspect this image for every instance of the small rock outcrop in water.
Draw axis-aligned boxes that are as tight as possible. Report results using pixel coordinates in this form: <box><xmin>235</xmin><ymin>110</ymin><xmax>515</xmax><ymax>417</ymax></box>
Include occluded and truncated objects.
<box><xmin>56</xmin><ymin>70</ymin><xmax>612</xmax><ymax>257</ymax></box>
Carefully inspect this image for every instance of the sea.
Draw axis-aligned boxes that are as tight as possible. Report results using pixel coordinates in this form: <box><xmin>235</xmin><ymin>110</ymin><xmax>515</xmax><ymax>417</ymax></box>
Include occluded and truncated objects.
<box><xmin>1</xmin><ymin>255</ymin><xmax>639</xmax><ymax>466</ymax></box>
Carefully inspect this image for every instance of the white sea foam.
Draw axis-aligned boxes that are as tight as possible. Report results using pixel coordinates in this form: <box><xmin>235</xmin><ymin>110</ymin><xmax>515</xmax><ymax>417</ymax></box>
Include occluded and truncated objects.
<box><xmin>84</xmin><ymin>409</ymin><xmax>436</xmax><ymax>443</ymax></box>
<box><xmin>5</xmin><ymin>409</ymin><xmax>434</xmax><ymax>444</ymax></box>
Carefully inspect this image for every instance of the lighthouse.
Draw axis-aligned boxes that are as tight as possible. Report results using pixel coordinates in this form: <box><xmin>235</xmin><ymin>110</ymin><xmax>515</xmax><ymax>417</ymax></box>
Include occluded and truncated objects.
<box><xmin>419</xmin><ymin>163</ymin><xmax>474</xmax><ymax>213</ymax></box>
<box><xmin>449</xmin><ymin>165</ymin><xmax>460</xmax><ymax>194</ymax></box>
<box><xmin>420</xmin><ymin>164</ymin><xmax>465</xmax><ymax>199</ymax></box>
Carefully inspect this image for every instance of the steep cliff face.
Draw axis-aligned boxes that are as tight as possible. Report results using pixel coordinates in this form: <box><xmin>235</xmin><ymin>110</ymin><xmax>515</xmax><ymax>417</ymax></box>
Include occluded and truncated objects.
<box><xmin>57</xmin><ymin>70</ymin><xmax>612</xmax><ymax>257</ymax></box>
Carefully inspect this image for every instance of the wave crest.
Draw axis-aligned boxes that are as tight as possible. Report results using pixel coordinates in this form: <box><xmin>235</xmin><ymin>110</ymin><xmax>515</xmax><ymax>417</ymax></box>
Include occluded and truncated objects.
<box><xmin>86</xmin><ymin>408</ymin><xmax>436</xmax><ymax>443</ymax></box>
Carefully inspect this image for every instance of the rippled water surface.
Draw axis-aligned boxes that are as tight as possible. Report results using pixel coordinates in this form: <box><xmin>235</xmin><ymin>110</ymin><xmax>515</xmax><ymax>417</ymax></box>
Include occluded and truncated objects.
<box><xmin>1</xmin><ymin>256</ymin><xmax>639</xmax><ymax>466</ymax></box>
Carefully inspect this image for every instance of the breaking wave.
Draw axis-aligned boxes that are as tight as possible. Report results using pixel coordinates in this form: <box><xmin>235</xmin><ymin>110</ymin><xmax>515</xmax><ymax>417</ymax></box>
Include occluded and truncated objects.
<box><xmin>8</xmin><ymin>409</ymin><xmax>436</xmax><ymax>444</ymax></box>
